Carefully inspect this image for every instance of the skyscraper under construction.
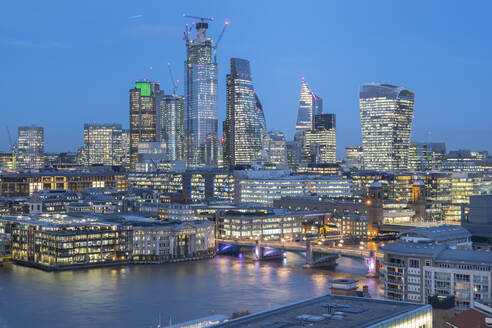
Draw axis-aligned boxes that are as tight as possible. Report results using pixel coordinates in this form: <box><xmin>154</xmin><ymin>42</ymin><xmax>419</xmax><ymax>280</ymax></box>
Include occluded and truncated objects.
<box><xmin>184</xmin><ymin>20</ymin><xmax>218</xmax><ymax>168</ymax></box>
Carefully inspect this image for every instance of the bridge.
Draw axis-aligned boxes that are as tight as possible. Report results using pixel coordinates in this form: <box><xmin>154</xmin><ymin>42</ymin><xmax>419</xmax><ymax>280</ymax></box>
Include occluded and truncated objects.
<box><xmin>217</xmin><ymin>239</ymin><xmax>381</xmax><ymax>274</ymax></box>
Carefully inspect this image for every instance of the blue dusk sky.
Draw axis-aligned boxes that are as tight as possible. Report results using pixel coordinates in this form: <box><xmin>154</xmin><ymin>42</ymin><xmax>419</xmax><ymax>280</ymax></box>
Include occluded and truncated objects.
<box><xmin>1</xmin><ymin>0</ymin><xmax>491</xmax><ymax>157</ymax></box>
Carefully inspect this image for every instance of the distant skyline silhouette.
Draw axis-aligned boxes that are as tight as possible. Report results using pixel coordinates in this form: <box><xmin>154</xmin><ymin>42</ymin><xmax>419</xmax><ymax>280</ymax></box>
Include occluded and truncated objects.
<box><xmin>2</xmin><ymin>0</ymin><xmax>491</xmax><ymax>157</ymax></box>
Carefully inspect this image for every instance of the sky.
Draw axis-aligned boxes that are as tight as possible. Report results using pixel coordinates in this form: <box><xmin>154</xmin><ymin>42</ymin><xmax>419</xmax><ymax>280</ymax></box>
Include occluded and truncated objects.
<box><xmin>1</xmin><ymin>0</ymin><xmax>491</xmax><ymax>157</ymax></box>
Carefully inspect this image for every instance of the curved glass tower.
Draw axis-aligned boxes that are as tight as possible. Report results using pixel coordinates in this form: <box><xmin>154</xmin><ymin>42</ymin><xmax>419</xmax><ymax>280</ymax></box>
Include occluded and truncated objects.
<box><xmin>223</xmin><ymin>58</ymin><xmax>265</xmax><ymax>167</ymax></box>
<box><xmin>184</xmin><ymin>22</ymin><xmax>218</xmax><ymax>168</ymax></box>
<box><xmin>359</xmin><ymin>83</ymin><xmax>415</xmax><ymax>171</ymax></box>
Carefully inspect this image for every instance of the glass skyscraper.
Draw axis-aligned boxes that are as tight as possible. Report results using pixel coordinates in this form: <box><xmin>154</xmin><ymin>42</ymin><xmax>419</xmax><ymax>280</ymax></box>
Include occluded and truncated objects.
<box><xmin>303</xmin><ymin>113</ymin><xmax>336</xmax><ymax>164</ymax></box>
<box><xmin>184</xmin><ymin>22</ymin><xmax>218</xmax><ymax>168</ymax></box>
<box><xmin>294</xmin><ymin>79</ymin><xmax>322</xmax><ymax>142</ymax></box>
<box><xmin>359</xmin><ymin>83</ymin><xmax>415</xmax><ymax>171</ymax></box>
<box><xmin>157</xmin><ymin>95</ymin><xmax>185</xmax><ymax>161</ymax></box>
<box><xmin>223</xmin><ymin>58</ymin><xmax>266</xmax><ymax>167</ymax></box>
<box><xmin>263</xmin><ymin>130</ymin><xmax>288</xmax><ymax>169</ymax></box>
<box><xmin>82</xmin><ymin>124</ymin><xmax>123</xmax><ymax>166</ymax></box>
<box><xmin>17</xmin><ymin>125</ymin><xmax>44</xmax><ymax>169</ymax></box>
<box><xmin>129</xmin><ymin>81</ymin><xmax>162</xmax><ymax>169</ymax></box>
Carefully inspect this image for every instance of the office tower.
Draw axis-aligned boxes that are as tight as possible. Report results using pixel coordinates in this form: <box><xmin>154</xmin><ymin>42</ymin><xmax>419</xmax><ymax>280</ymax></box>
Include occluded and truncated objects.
<box><xmin>157</xmin><ymin>95</ymin><xmax>185</xmax><ymax>161</ymax></box>
<box><xmin>223</xmin><ymin>58</ymin><xmax>265</xmax><ymax>167</ymax></box>
<box><xmin>121</xmin><ymin>129</ymin><xmax>130</xmax><ymax>168</ymax></box>
<box><xmin>303</xmin><ymin>113</ymin><xmax>336</xmax><ymax>164</ymax></box>
<box><xmin>346</xmin><ymin>146</ymin><xmax>363</xmax><ymax>169</ymax></box>
<box><xmin>0</xmin><ymin>152</ymin><xmax>14</xmax><ymax>170</ymax></box>
<box><xmin>129</xmin><ymin>81</ymin><xmax>162</xmax><ymax>169</ymax></box>
<box><xmin>408</xmin><ymin>142</ymin><xmax>433</xmax><ymax>172</ymax></box>
<box><xmin>294</xmin><ymin>79</ymin><xmax>322</xmax><ymax>142</ymax></box>
<box><xmin>184</xmin><ymin>21</ymin><xmax>218</xmax><ymax>168</ymax></box>
<box><xmin>264</xmin><ymin>130</ymin><xmax>288</xmax><ymax>169</ymax></box>
<box><xmin>17</xmin><ymin>125</ymin><xmax>44</xmax><ymax>169</ymax></box>
<box><xmin>359</xmin><ymin>83</ymin><xmax>415</xmax><ymax>171</ymax></box>
<box><xmin>82</xmin><ymin>124</ymin><xmax>123</xmax><ymax>166</ymax></box>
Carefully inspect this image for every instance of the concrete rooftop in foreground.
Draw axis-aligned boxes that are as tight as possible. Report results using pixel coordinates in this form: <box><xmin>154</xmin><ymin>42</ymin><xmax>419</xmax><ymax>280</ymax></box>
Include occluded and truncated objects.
<box><xmin>210</xmin><ymin>294</ymin><xmax>429</xmax><ymax>328</ymax></box>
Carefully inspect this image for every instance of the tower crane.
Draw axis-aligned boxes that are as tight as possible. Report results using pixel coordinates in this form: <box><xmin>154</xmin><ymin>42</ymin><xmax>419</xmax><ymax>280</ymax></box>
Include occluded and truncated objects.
<box><xmin>5</xmin><ymin>126</ymin><xmax>17</xmax><ymax>169</ymax></box>
<box><xmin>213</xmin><ymin>21</ymin><xmax>229</xmax><ymax>63</ymax></box>
<box><xmin>167</xmin><ymin>62</ymin><xmax>180</xmax><ymax>95</ymax></box>
<box><xmin>182</xmin><ymin>14</ymin><xmax>214</xmax><ymax>22</ymax></box>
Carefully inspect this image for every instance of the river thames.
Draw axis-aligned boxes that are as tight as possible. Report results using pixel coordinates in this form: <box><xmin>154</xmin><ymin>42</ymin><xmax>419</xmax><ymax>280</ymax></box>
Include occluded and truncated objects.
<box><xmin>0</xmin><ymin>253</ymin><xmax>383</xmax><ymax>328</ymax></box>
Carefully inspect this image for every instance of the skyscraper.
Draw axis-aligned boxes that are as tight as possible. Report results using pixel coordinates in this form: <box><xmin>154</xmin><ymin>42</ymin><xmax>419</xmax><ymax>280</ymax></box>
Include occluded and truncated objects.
<box><xmin>157</xmin><ymin>95</ymin><xmax>185</xmax><ymax>161</ymax></box>
<box><xmin>129</xmin><ymin>80</ymin><xmax>162</xmax><ymax>169</ymax></box>
<box><xmin>223</xmin><ymin>58</ymin><xmax>265</xmax><ymax>167</ymax></box>
<box><xmin>17</xmin><ymin>125</ymin><xmax>44</xmax><ymax>169</ymax></box>
<box><xmin>294</xmin><ymin>79</ymin><xmax>322</xmax><ymax>142</ymax></box>
<box><xmin>303</xmin><ymin>113</ymin><xmax>336</xmax><ymax>164</ymax></box>
<box><xmin>345</xmin><ymin>146</ymin><xmax>363</xmax><ymax>169</ymax></box>
<box><xmin>82</xmin><ymin>124</ymin><xmax>123</xmax><ymax>166</ymax></box>
<box><xmin>263</xmin><ymin>130</ymin><xmax>288</xmax><ymax>169</ymax></box>
<box><xmin>359</xmin><ymin>83</ymin><xmax>415</xmax><ymax>171</ymax></box>
<box><xmin>184</xmin><ymin>21</ymin><xmax>218</xmax><ymax>168</ymax></box>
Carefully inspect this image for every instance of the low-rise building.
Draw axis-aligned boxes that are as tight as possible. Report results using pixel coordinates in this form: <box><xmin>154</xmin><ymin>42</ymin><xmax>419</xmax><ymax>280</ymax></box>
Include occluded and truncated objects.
<box><xmin>210</xmin><ymin>294</ymin><xmax>432</xmax><ymax>328</ymax></box>
<box><xmin>381</xmin><ymin>240</ymin><xmax>492</xmax><ymax>310</ymax></box>
<box><xmin>0</xmin><ymin>213</ymin><xmax>215</xmax><ymax>270</ymax></box>
<box><xmin>215</xmin><ymin>206</ymin><xmax>325</xmax><ymax>241</ymax></box>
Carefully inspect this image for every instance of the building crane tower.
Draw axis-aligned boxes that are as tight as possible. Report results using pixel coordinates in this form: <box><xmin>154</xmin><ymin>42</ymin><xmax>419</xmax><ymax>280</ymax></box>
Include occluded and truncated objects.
<box><xmin>213</xmin><ymin>21</ymin><xmax>228</xmax><ymax>63</ymax></box>
<box><xmin>5</xmin><ymin>126</ymin><xmax>17</xmax><ymax>169</ymax></box>
<box><xmin>167</xmin><ymin>62</ymin><xmax>180</xmax><ymax>95</ymax></box>
<box><xmin>182</xmin><ymin>14</ymin><xmax>214</xmax><ymax>22</ymax></box>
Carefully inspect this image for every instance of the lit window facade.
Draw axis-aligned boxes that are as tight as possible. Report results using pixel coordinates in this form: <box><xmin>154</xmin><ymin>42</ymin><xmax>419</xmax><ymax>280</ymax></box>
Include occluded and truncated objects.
<box><xmin>184</xmin><ymin>22</ymin><xmax>218</xmax><ymax>168</ymax></box>
<box><xmin>294</xmin><ymin>79</ymin><xmax>322</xmax><ymax>142</ymax></box>
<box><xmin>157</xmin><ymin>95</ymin><xmax>184</xmax><ymax>161</ymax></box>
<box><xmin>263</xmin><ymin>130</ymin><xmax>288</xmax><ymax>169</ymax></box>
<box><xmin>17</xmin><ymin>125</ymin><xmax>44</xmax><ymax>169</ymax></box>
<box><xmin>359</xmin><ymin>83</ymin><xmax>415</xmax><ymax>171</ymax></box>
<box><xmin>223</xmin><ymin>58</ymin><xmax>266</xmax><ymax>167</ymax></box>
<box><xmin>82</xmin><ymin>124</ymin><xmax>123</xmax><ymax>166</ymax></box>
<box><xmin>129</xmin><ymin>81</ymin><xmax>161</xmax><ymax>169</ymax></box>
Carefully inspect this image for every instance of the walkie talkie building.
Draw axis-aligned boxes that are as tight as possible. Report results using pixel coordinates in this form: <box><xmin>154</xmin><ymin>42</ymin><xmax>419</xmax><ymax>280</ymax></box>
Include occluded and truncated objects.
<box><xmin>359</xmin><ymin>83</ymin><xmax>415</xmax><ymax>171</ymax></box>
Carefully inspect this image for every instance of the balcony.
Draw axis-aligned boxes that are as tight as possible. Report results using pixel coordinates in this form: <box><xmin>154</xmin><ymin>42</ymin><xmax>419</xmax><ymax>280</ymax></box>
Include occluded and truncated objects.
<box><xmin>384</xmin><ymin>261</ymin><xmax>405</xmax><ymax>269</ymax></box>
<box><xmin>386</xmin><ymin>270</ymin><xmax>404</xmax><ymax>277</ymax></box>
<box><xmin>385</xmin><ymin>287</ymin><xmax>405</xmax><ymax>294</ymax></box>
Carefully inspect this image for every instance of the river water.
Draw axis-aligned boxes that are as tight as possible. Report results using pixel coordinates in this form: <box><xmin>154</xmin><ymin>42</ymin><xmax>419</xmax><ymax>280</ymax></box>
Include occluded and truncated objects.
<box><xmin>0</xmin><ymin>253</ymin><xmax>383</xmax><ymax>328</ymax></box>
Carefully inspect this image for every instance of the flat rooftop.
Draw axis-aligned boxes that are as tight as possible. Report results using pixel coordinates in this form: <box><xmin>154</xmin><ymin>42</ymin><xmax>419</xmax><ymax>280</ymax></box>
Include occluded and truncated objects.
<box><xmin>210</xmin><ymin>294</ymin><xmax>429</xmax><ymax>328</ymax></box>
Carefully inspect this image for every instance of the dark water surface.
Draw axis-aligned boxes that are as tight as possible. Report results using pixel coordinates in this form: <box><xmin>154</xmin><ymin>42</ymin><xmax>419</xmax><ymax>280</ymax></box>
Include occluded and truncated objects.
<box><xmin>0</xmin><ymin>253</ymin><xmax>383</xmax><ymax>328</ymax></box>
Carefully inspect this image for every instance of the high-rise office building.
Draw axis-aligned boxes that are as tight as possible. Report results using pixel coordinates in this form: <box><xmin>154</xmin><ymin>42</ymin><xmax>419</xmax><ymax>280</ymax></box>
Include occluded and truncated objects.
<box><xmin>263</xmin><ymin>130</ymin><xmax>288</xmax><ymax>169</ymax></box>
<box><xmin>184</xmin><ymin>21</ymin><xmax>218</xmax><ymax>168</ymax></box>
<box><xmin>408</xmin><ymin>142</ymin><xmax>432</xmax><ymax>172</ymax></box>
<box><xmin>129</xmin><ymin>81</ymin><xmax>162</xmax><ymax>169</ymax></box>
<box><xmin>294</xmin><ymin>79</ymin><xmax>322</xmax><ymax>142</ymax></box>
<box><xmin>359</xmin><ymin>83</ymin><xmax>415</xmax><ymax>171</ymax></box>
<box><xmin>303</xmin><ymin>113</ymin><xmax>336</xmax><ymax>164</ymax></box>
<box><xmin>17</xmin><ymin>125</ymin><xmax>44</xmax><ymax>169</ymax></box>
<box><xmin>82</xmin><ymin>124</ymin><xmax>123</xmax><ymax>166</ymax></box>
<box><xmin>223</xmin><ymin>58</ymin><xmax>265</xmax><ymax>167</ymax></box>
<box><xmin>121</xmin><ymin>129</ymin><xmax>130</xmax><ymax>169</ymax></box>
<box><xmin>346</xmin><ymin>146</ymin><xmax>363</xmax><ymax>169</ymax></box>
<box><xmin>157</xmin><ymin>95</ymin><xmax>185</xmax><ymax>161</ymax></box>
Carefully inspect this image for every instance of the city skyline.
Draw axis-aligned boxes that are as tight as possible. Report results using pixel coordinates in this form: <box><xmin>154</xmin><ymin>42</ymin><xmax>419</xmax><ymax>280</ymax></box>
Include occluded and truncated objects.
<box><xmin>2</xmin><ymin>1</ymin><xmax>492</xmax><ymax>156</ymax></box>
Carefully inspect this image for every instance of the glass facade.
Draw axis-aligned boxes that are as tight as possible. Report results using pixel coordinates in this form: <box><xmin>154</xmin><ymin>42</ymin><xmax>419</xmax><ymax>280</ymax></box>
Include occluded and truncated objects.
<box><xmin>184</xmin><ymin>23</ymin><xmax>218</xmax><ymax>168</ymax></box>
<box><xmin>294</xmin><ymin>79</ymin><xmax>322</xmax><ymax>141</ymax></box>
<box><xmin>359</xmin><ymin>83</ymin><xmax>415</xmax><ymax>171</ymax></box>
<box><xmin>303</xmin><ymin>113</ymin><xmax>336</xmax><ymax>164</ymax></box>
<box><xmin>157</xmin><ymin>95</ymin><xmax>184</xmax><ymax>161</ymax></box>
<box><xmin>82</xmin><ymin>124</ymin><xmax>122</xmax><ymax>166</ymax></box>
<box><xmin>17</xmin><ymin>125</ymin><xmax>44</xmax><ymax>169</ymax></box>
<box><xmin>263</xmin><ymin>130</ymin><xmax>288</xmax><ymax>169</ymax></box>
<box><xmin>129</xmin><ymin>81</ymin><xmax>161</xmax><ymax>169</ymax></box>
<box><xmin>223</xmin><ymin>58</ymin><xmax>266</xmax><ymax>166</ymax></box>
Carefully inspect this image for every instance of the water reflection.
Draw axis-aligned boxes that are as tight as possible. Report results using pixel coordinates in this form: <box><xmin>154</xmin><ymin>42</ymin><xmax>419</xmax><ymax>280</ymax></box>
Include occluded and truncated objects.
<box><xmin>0</xmin><ymin>255</ymin><xmax>383</xmax><ymax>328</ymax></box>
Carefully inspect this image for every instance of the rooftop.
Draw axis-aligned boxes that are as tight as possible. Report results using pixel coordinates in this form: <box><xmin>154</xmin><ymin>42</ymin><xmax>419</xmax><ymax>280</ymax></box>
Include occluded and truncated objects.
<box><xmin>381</xmin><ymin>241</ymin><xmax>492</xmax><ymax>265</ymax></box>
<box><xmin>398</xmin><ymin>225</ymin><xmax>471</xmax><ymax>241</ymax></box>
<box><xmin>210</xmin><ymin>294</ymin><xmax>430</xmax><ymax>328</ymax></box>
